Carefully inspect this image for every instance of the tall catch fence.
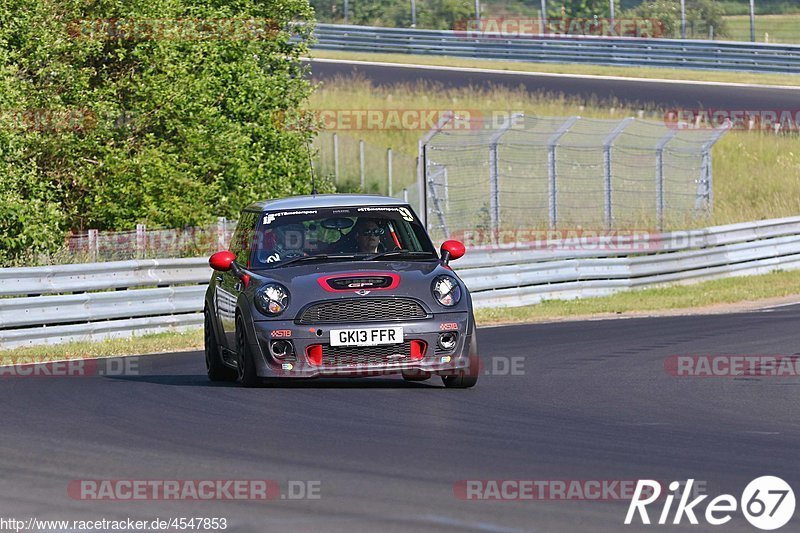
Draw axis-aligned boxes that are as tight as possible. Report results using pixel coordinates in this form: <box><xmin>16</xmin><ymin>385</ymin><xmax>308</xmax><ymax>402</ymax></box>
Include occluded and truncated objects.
<box><xmin>313</xmin><ymin>131</ymin><xmax>418</xmax><ymax>201</ymax></box>
<box><xmin>420</xmin><ymin>113</ymin><xmax>729</xmax><ymax>243</ymax></box>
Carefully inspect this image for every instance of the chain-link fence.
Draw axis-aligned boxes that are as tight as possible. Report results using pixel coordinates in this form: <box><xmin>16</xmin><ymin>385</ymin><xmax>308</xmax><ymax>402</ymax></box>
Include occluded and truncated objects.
<box><xmin>313</xmin><ymin>131</ymin><xmax>417</xmax><ymax>198</ymax></box>
<box><xmin>421</xmin><ymin>113</ymin><xmax>729</xmax><ymax>242</ymax></box>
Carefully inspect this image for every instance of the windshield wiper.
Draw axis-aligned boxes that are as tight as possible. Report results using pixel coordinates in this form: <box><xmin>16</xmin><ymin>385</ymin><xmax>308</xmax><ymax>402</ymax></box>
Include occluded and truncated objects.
<box><xmin>362</xmin><ymin>250</ymin><xmax>437</xmax><ymax>261</ymax></box>
<box><xmin>269</xmin><ymin>254</ymin><xmax>358</xmax><ymax>268</ymax></box>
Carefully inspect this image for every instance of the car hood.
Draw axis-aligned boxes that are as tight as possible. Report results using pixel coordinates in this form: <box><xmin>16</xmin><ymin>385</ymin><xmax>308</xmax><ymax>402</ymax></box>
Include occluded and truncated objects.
<box><xmin>247</xmin><ymin>260</ymin><xmax>467</xmax><ymax>315</ymax></box>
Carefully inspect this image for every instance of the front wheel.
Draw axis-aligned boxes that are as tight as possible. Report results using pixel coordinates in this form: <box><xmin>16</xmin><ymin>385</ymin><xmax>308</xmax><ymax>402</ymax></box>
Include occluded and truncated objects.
<box><xmin>235</xmin><ymin>316</ymin><xmax>261</xmax><ymax>388</ymax></box>
<box><xmin>205</xmin><ymin>308</ymin><xmax>236</xmax><ymax>382</ymax></box>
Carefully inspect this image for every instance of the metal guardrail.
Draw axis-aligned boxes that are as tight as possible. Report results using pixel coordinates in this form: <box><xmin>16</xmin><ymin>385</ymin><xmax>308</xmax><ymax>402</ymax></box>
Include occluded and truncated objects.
<box><xmin>312</xmin><ymin>23</ymin><xmax>800</xmax><ymax>73</ymax></box>
<box><xmin>0</xmin><ymin>258</ymin><xmax>210</xmax><ymax>297</ymax></box>
<box><xmin>3</xmin><ymin>216</ymin><xmax>800</xmax><ymax>348</ymax></box>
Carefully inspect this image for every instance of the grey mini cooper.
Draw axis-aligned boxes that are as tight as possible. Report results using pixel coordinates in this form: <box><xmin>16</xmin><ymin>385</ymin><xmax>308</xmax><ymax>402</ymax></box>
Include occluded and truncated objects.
<box><xmin>204</xmin><ymin>194</ymin><xmax>479</xmax><ymax>388</ymax></box>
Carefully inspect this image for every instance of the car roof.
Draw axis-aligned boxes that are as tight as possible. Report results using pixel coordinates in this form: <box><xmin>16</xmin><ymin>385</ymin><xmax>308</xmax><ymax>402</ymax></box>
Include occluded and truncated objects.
<box><xmin>244</xmin><ymin>194</ymin><xmax>411</xmax><ymax>212</ymax></box>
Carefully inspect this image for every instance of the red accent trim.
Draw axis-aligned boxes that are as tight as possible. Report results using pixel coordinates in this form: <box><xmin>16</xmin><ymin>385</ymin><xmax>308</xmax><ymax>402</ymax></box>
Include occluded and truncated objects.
<box><xmin>306</xmin><ymin>344</ymin><xmax>322</xmax><ymax>366</ymax></box>
<box><xmin>241</xmin><ymin>274</ymin><xmax>251</xmax><ymax>288</ymax></box>
<box><xmin>209</xmin><ymin>251</ymin><xmax>236</xmax><ymax>271</ymax></box>
<box><xmin>317</xmin><ymin>272</ymin><xmax>401</xmax><ymax>292</ymax></box>
<box><xmin>410</xmin><ymin>340</ymin><xmax>427</xmax><ymax>361</ymax></box>
<box><xmin>441</xmin><ymin>240</ymin><xmax>466</xmax><ymax>261</ymax></box>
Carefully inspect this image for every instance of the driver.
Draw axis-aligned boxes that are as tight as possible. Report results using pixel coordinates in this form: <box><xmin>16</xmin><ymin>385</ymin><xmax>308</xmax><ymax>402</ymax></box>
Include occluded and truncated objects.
<box><xmin>353</xmin><ymin>218</ymin><xmax>385</xmax><ymax>254</ymax></box>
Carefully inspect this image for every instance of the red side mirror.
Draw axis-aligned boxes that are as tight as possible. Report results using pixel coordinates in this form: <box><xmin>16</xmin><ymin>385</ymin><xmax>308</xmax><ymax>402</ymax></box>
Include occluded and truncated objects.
<box><xmin>440</xmin><ymin>240</ymin><xmax>466</xmax><ymax>263</ymax></box>
<box><xmin>209</xmin><ymin>251</ymin><xmax>236</xmax><ymax>272</ymax></box>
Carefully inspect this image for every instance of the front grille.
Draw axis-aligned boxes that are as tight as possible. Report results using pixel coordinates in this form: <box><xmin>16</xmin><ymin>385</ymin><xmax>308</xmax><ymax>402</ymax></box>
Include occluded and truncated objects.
<box><xmin>297</xmin><ymin>298</ymin><xmax>427</xmax><ymax>324</ymax></box>
<box><xmin>322</xmin><ymin>342</ymin><xmax>413</xmax><ymax>367</ymax></box>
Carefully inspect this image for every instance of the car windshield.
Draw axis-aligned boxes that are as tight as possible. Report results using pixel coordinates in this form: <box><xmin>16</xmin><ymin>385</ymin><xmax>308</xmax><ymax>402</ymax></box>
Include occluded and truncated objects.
<box><xmin>251</xmin><ymin>206</ymin><xmax>437</xmax><ymax>268</ymax></box>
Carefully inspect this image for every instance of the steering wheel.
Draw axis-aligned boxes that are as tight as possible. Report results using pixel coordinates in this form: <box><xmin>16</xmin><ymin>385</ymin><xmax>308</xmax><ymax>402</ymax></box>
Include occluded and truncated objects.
<box><xmin>283</xmin><ymin>250</ymin><xmax>305</xmax><ymax>260</ymax></box>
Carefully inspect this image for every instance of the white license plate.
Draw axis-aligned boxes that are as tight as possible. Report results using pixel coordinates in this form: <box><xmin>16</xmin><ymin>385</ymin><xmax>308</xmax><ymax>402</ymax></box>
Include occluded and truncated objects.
<box><xmin>330</xmin><ymin>327</ymin><xmax>404</xmax><ymax>347</ymax></box>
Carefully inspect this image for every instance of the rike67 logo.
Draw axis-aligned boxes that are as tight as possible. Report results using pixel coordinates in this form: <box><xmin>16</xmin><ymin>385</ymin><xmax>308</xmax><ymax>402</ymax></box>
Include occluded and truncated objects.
<box><xmin>625</xmin><ymin>477</ymin><xmax>795</xmax><ymax>530</ymax></box>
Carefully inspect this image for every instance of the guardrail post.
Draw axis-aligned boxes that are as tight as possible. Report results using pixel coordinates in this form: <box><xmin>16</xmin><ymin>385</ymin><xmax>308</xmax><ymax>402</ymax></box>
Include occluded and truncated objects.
<box><xmin>359</xmin><ymin>139</ymin><xmax>365</xmax><ymax>192</ymax></box>
<box><xmin>680</xmin><ymin>0</ymin><xmax>686</xmax><ymax>39</ymax></box>
<box><xmin>333</xmin><ymin>132</ymin><xmax>339</xmax><ymax>186</ymax></box>
<box><xmin>217</xmin><ymin>217</ymin><xmax>227</xmax><ymax>251</ymax></box>
<box><xmin>547</xmin><ymin>116</ymin><xmax>579</xmax><ymax>229</ymax></box>
<box><xmin>540</xmin><ymin>1</ymin><xmax>546</xmax><ymax>36</ymax></box>
<box><xmin>136</xmin><ymin>224</ymin><xmax>146</xmax><ymax>259</ymax></box>
<box><xmin>655</xmin><ymin>130</ymin><xmax>678</xmax><ymax>231</ymax></box>
<box><xmin>602</xmin><ymin>117</ymin><xmax>634</xmax><ymax>230</ymax></box>
<box><xmin>387</xmin><ymin>147</ymin><xmax>393</xmax><ymax>196</ymax></box>
<box><xmin>88</xmin><ymin>229</ymin><xmax>99</xmax><ymax>262</ymax></box>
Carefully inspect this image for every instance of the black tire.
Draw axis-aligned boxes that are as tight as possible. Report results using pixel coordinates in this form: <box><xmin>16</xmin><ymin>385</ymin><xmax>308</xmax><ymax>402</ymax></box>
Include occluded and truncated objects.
<box><xmin>235</xmin><ymin>316</ymin><xmax>261</xmax><ymax>388</ymax></box>
<box><xmin>205</xmin><ymin>308</ymin><xmax>236</xmax><ymax>382</ymax></box>
<box><xmin>442</xmin><ymin>326</ymin><xmax>479</xmax><ymax>389</ymax></box>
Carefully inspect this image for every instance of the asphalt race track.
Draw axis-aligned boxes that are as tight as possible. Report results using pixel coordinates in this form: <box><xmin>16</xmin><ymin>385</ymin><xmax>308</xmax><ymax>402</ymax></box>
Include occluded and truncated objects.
<box><xmin>1</xmin><ymin>305</ymin><xmax>799</xmax><ymax>532</ymax></box>
<box><xmin>308</xmin><ymin>58</ymin><xmax>800</xmax><ymax>110</ymax></box>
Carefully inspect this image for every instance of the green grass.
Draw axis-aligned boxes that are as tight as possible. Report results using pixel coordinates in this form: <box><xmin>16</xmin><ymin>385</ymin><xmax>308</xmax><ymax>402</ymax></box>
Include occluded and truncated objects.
<box><xmin>718</xmin><ymin>0</ymin><xmax>800</xmax><ymax>16</ymax></box>
<box><xmin>724</xmin><ymin>14</ymin><xmax>800</xmax><ymax>43</ymax></box>
<box><xmin>310</xmin><ymin>50</ymin><xmax>800</xmax><ymax>87</ymax></box>
<box><xmin>0</xmin><ymin>329</ymin><xmax>203</xmax><ymax>364</ymax></box>
<box><xmin>309</xmin><ymin>77</ymin><xmax>800</xmax><ymax>228</ymax></box>
<box><xmin>475</xmin><ymin>268</ymin><xmax>800</xmax><ymax>325</ymax></box>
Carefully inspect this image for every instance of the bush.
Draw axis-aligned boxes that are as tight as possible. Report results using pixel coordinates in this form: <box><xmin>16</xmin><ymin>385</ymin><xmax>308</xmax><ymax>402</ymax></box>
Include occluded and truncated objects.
<box><xmin>0</xmin><ymin>0</ymin><xmax>319</xmax><ymax>265</ymax></box>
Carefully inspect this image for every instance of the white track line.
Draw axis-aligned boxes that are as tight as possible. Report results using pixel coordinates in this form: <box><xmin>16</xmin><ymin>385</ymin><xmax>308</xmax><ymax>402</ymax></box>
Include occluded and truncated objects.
<box><xmin>305</xmin><ymin>57</ymin><xmax>800</xmax><ymax>91</ymax></box>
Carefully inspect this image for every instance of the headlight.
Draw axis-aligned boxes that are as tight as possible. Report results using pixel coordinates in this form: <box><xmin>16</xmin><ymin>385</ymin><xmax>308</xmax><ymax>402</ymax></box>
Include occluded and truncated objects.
<box><xmin>432</xmin><ymin>275</ymin><xmax>461</xmax><ymax>307</ymax></box>
<box><xmin>255</xmin><ymin>283</ymin><xmax>290</xmax><ymax>316</ymax></box>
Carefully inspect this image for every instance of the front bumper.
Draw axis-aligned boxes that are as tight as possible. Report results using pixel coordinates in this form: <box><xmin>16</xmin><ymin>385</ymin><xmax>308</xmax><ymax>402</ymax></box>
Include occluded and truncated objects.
<box><xmin>246</xmin><ymin>312</ymin><xmax>472</xmax><ymax>378</ymax></box>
